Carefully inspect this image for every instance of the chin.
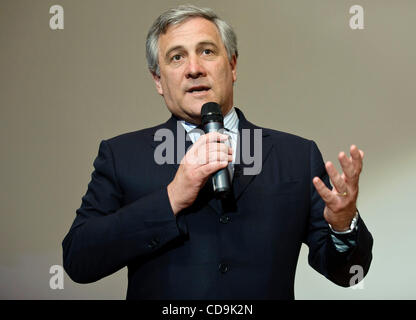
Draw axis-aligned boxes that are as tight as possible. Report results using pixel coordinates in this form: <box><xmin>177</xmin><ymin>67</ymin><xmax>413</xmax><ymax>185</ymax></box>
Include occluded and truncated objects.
<box><xmin>188</xmin><ymin>102</ymin><xmax>205</xmax><ymax>115</ymax></box>
<box><xmin>180</xmin><ymin>99</ymin><xmax>220</xmax><ymax>120</ymax></box>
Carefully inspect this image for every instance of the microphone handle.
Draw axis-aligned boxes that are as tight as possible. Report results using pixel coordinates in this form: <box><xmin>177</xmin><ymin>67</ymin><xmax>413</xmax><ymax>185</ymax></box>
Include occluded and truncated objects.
<box><xmin>203</xmin><ymin>121</ymin><xmax>231</xmax><ymax>196</ymax></box>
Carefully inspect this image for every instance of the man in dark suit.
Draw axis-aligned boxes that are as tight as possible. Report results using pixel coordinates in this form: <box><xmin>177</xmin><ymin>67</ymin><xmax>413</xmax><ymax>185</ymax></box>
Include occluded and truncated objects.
<box><xmin>62</xmin><ymin>5</ymin><xmax>373</xmax><ymax>299</ymax></box>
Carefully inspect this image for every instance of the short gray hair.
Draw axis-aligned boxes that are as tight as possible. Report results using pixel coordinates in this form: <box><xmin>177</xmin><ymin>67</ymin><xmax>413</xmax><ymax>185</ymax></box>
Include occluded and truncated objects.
<box><xmin>146</xmin><ymin>4</ymin><xmax>238</xmax><ymax>76</ymax></box>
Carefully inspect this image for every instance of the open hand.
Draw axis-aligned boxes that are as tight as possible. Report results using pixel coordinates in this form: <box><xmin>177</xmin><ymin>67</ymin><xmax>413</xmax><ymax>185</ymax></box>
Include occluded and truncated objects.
<box><xmin>312</xmin><ymin>145</ymin><xmax>364</xmax><ymax>231</ymax></box>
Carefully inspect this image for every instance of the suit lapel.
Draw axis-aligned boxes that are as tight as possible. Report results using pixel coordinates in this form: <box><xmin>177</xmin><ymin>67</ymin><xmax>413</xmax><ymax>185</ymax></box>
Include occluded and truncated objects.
<box><xmin>231</xmin><ymin>108</ymin><xmax>273</xmax><ymax>201</ymax></box>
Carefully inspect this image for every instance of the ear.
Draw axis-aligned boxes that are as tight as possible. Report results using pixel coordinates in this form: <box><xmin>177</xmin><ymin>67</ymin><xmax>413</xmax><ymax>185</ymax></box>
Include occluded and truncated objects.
<box><xmin>151</xmin><ymin>72</ymin><xmax>164</xmax><ymax>96</ymax></box>
<box><xmin>230</xmin><ymin>55</ymin><xmax>237</xmax><ymax>83</ymax></box>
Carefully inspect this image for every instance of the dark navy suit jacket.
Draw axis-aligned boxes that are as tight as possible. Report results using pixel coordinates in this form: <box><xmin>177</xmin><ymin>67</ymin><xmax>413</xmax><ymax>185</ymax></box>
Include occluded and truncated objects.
<box><xmin>62</xmin><ymin>108</ymin><xmax>373</xmax><ymax>299</ymax></box>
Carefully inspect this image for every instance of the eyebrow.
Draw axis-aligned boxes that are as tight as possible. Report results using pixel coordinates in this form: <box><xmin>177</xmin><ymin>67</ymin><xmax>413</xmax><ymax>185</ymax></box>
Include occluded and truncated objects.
<box><xmin>164</xmin><ymin>45</ymin><xmax>184</xmax><ymax>61</ymax></box>
<box><xmin>164</xmin><ymin>41</ymin><xmax>219</xmax><ymax>60</ymax></box>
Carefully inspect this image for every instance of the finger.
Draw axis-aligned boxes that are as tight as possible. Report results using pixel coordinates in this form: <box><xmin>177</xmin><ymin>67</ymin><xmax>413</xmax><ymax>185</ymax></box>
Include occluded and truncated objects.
<box><xmin>207</xmin><ymin>150</ymin><xmax>232</xmax><ymax>163</ymax></box>
<box><xmin>193</xmin><ymin>132</ymin><xmax>229</xmax><ymax>149</ymax></box>
<box><xmin>338</xmin><ymin>151</ymin><xmax>355</xmax><ymax>181</ymax></box>
<box><xmin>313</xmin><ymin>177</ymin><xmax>336</xmax><ymax>205</ymax></box>
<box><xmin>325</xmin><ymin>161</ymin><xmax>346</xmax><ymax>193</ymax></box>
<box><xmin>350</xmin><ymin>145</ymin><xmax>363</xmax><ymax>175</ymax></box>
<box><xmin>206</xmin><ymin>141</ymin><xmax>232</xmax><ymax>154</ymax></box>
<box><xmin>199</xmin><ymin>159</ymin><xmax>229</xmax><ymax>177</ymax></box>
<box><xmin>200</xmin><ymin>142</ymin><xmax>231</xmax><ymax>165</ymax></box>
<box><xmin>194</xmin><ymin>143</ymin><xmax>232</xmax><ymax>165</ymax></box>
<box><xmin>190</xmin><ymin>136</ymin><xmax>229</xmax><ymax>164</ymax></box>
<box><xmin>198</xmin><ymin>133</ymin><xmax>229</xmax><ymax>156</ymax></box>
<box><xmin>190</xmin><ymin>133</ymin><xmax>223</xmax><ymax>157</ymax></box>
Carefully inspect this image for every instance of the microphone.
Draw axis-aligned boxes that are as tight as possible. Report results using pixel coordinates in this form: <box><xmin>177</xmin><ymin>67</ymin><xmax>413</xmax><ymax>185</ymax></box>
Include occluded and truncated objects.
<box><xmin>201</xmin><ymin>102</ymin><xmax>231</xmax><ymax>197</ymax></box>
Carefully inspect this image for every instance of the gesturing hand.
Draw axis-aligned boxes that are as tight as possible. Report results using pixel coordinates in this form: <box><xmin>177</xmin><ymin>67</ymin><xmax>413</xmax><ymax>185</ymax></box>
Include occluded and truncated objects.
<box><xmin>312</xmin><ymin>145</ymin><xmax>364</xmax><ymax>232</ymax></box>
<box><xmin>167</xmin><ymin>132</ymin><xmax>232</xmax><ymax>215</ymax></box>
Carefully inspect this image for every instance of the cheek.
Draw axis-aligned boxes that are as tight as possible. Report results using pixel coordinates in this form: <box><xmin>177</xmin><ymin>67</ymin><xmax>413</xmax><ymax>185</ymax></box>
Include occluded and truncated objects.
<box><xmin>215</xmin><ymin>62</ymin><xmax>233</xmax><ymax>83</ymax></box>
<box><xmin>162</xmin><ymin>74</ymin><xmax>182</xmax><ymax>98</ymax></box>
<box><xmin>215</xmin><ymin>70</ymin><xmax>233</xmax><ymax>93</ymax></box>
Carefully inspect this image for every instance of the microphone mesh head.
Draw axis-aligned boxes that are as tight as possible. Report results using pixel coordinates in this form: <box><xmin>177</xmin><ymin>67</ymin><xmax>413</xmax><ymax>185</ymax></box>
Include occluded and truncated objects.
<box><xmin>201</xmin><ymin>102</ymin><xmax>223</xmax><ymax>125</ymax></box>
<box><xmin>201</xmin><ymin>102</ymin><xmax>222</xmax><ymax>117</ymax></box>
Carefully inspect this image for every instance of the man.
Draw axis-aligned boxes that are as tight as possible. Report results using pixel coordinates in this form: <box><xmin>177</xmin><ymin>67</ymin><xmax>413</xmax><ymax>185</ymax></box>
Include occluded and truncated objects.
<box><xmin>62</xmin><ymin>5</ymin><xmax>373</xmax><ymax>299</ymax></box>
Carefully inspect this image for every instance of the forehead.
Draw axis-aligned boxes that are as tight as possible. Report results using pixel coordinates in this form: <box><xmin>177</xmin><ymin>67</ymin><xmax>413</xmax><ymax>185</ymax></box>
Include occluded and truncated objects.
<box><xmin>158</xmin><ymin>17</ymin><xmax>223</xmax><ymax>52</ymax></box>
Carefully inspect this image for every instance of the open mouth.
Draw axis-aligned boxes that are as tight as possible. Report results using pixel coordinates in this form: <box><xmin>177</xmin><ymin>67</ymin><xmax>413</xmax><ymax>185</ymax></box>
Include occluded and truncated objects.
<box><xmin>186</xmin><ymin>86</ymin><xmax>211</xmax><ymax>94</ymax></box>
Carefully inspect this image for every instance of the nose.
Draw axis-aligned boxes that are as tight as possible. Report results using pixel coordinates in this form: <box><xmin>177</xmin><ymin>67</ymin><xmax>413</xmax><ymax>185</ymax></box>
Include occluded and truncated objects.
<box><xmin>185</xmin><ymin>55</ymin><xmax>206</xmax><ymax>79</ymax></box>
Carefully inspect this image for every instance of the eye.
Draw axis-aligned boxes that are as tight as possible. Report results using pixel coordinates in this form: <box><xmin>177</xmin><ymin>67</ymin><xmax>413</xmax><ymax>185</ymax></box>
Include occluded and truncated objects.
<box><xmin>171</xmin><ymin>54</ymin><xmax>182</xmax><ymax>62</ymax></box>
<box><xmin>202</xmin><ymin>49</ymin><xmax>213</xmax><ymax>55</ymax></box>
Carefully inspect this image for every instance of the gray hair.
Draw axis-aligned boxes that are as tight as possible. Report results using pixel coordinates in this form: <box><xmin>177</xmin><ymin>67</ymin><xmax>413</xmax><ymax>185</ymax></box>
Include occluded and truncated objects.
<box><xmin>146</xmin><ymin>4</ymin><xmax>238</xmax><ymax>76</ymax></box>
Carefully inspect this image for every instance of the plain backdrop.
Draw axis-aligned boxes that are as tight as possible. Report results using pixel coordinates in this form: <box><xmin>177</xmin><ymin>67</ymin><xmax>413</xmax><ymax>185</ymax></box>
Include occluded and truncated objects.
<box><xmin>1</xmin><ymin>0</ymin><xmax>415</xmax><ymax>299</ymax></box>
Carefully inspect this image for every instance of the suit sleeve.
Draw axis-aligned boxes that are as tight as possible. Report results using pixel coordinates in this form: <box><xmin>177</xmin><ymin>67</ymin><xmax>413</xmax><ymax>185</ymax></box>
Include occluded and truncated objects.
<box><xmin>304</xmin><ymin>141</ymin><xmax>373</xmax><ymax>287</ymax></box>
<box><xmin>62</xmin><ymin>140</ymin><xmax>188</xmax><ymax>284</ymax></box>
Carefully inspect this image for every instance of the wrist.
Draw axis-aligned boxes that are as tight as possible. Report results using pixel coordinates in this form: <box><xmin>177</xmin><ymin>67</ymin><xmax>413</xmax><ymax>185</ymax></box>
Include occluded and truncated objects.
<box><xmin>167</xmin><ymin>183</ymin><xmax>181</xmax><ymax>216</ymax></box>
<box><xmin>331</xmin><ymin>225</ymin><xmax>350</xmax><ymax>232</ymax></box>
<box><xmin>329</xmin><ymin>210</ymin><xmax>360</xmax><ymax>234</ymax></box>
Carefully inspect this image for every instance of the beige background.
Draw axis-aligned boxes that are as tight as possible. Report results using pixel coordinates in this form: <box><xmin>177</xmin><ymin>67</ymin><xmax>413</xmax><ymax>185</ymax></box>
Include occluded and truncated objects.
<box><xmin>1</xmin><ymin>0</ymin><xmax>415</xmax><ymax>299</ymax></box>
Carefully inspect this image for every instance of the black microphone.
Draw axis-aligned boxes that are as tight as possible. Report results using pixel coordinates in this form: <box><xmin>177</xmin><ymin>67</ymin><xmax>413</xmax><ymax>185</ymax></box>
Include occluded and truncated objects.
<box><xmin>201</xmin><ymin>102</ymin><xmax>231</xmax><ymax>197</ymax></box>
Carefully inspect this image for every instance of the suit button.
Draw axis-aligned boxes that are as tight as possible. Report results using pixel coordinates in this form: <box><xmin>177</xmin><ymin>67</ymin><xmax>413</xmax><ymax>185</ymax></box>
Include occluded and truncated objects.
<box><xmin>219</xmin><ymin>263</ymin><xmax>229</xmax><ymax>274</ymax></box>
<box><xmin>147</xmin><ymin>237</ymin><xmax>160</xmax><ymax>249</ymax></box>
<box><xmin>219</xmin><ymin>216</ymin><xmax>231</xmax><ymax>224</ymax></box>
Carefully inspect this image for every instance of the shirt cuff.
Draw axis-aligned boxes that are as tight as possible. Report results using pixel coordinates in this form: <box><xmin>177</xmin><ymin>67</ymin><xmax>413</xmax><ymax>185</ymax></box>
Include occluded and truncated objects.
<box><xmin>329</xmin><ymin>211</ymin><xmax>360</xmax><ymax>253</ymax></box>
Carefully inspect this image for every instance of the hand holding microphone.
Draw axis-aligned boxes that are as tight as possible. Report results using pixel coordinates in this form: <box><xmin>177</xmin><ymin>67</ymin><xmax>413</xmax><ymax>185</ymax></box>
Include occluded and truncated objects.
<box><xmin>167</xmin><ymin>102</ymin><xmax>232</xmax><ymax>215</ymax></box>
